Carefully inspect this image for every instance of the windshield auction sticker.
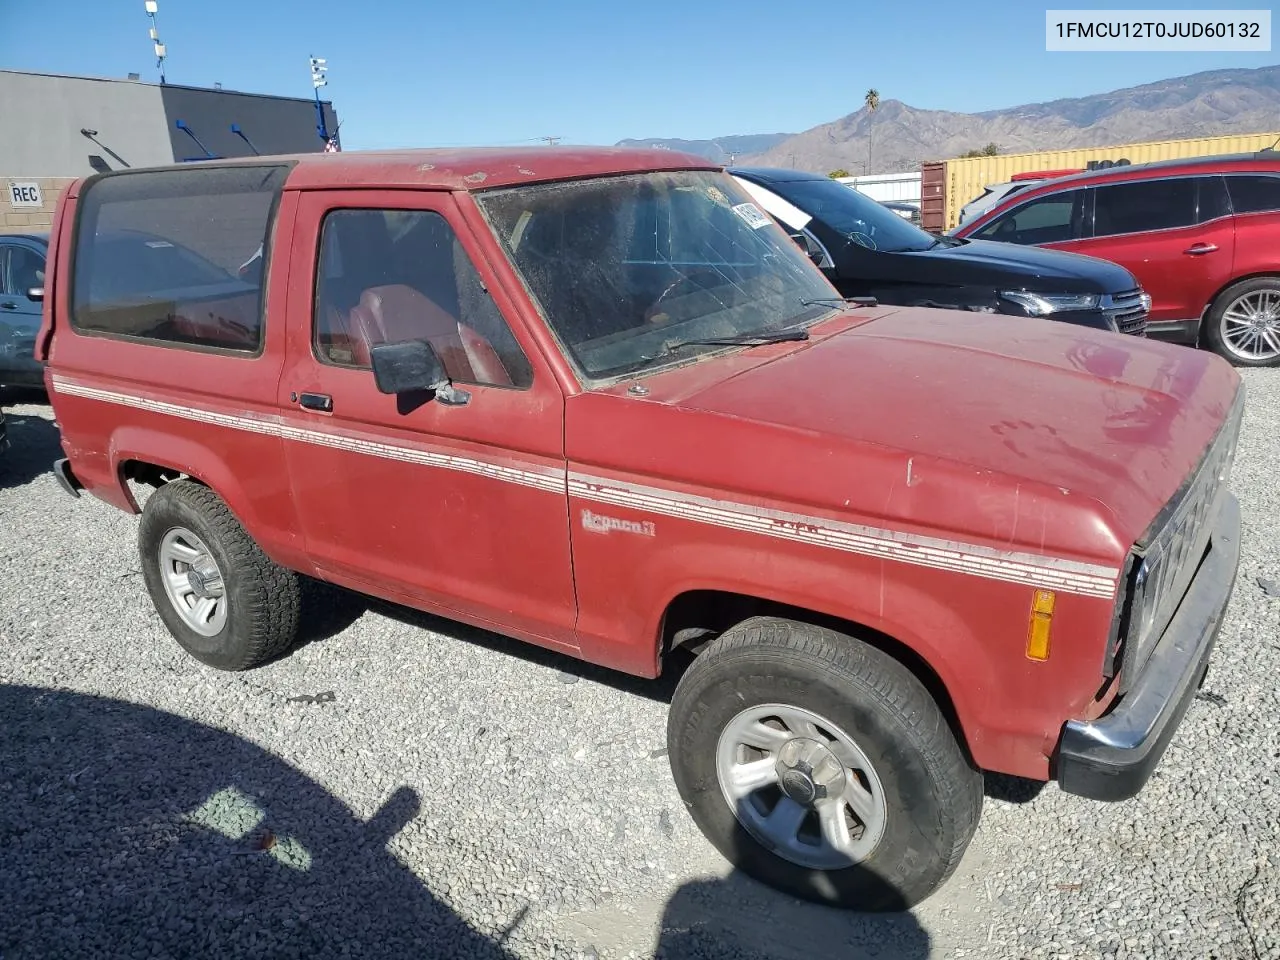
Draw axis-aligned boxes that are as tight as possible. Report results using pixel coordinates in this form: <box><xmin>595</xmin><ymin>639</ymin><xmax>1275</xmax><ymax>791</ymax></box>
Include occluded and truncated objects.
<box><xmin>1046</xmin><ymin>9</ymin><xmax>1271</xmax><ymax>50</ymax></box>
<box><xmin>732</xmin><ymin>202</ymin><xmax>772</xmax><ymax>229</ymax></box>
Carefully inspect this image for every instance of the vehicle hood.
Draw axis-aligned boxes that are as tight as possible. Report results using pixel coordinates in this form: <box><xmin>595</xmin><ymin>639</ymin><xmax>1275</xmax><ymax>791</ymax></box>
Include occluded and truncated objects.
<box><xmin>596</xmin><ymin>308</ymin><xmax>1240</xmax><ymax>564</ymax></box>
<box><xmin>832</xmin><ymin>237</ymin><xmax>1137</xmax><ymax>294</ymax></box>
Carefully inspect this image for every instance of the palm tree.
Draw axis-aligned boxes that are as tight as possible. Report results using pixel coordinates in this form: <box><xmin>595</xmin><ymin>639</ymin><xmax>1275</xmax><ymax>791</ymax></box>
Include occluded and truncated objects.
<box><xmin>864</xmin><ymin>89</ymin><xmax>880</xmax><ymax>173</ymax></box>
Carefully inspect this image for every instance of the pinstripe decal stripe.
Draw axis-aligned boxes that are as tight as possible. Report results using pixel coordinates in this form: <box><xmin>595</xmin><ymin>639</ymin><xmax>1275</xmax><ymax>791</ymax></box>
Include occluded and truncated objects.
<box><xmin>568</xmin><ymin>475</ymin><xmax>1119</xmax><ymax>599</ymax></box>
<box><xmin>51</xmin><ymin>374</ymin><xmax>1121</xmax><ymax>599</ymax></box>
<box><xmin>49</xmin><ymin>375</ymin><xmax>564</xmax><ymax>494</ymax></box>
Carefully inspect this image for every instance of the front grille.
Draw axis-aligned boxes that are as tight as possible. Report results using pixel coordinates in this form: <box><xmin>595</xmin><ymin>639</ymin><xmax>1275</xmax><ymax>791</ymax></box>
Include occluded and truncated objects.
<box><xmin>1113</xmin><ymin>386</ymin><xmax>1244</xmax><ymax>687</ymax></box>
<box><xmin>1102</xmin><ymin>288</ymin><xmax>1149</xmax><ymax>337</ymax></box>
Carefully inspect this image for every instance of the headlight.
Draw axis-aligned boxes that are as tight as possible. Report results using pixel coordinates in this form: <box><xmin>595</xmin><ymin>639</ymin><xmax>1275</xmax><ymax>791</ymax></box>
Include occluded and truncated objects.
<box><xmin>1140</xmin><ymin>291</ymin><xmax>1152</xmax><ymax>312</ymax></box>
<box><xmin>999</xmin><ymin>290</ymin><xmax>1101</xmax><ymax>315</ymax></box>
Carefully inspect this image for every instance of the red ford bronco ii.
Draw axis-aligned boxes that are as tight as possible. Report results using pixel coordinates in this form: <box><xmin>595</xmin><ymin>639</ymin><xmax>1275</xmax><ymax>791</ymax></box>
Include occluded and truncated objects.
<box><xmin>35</xmin><ymin>148</ymin><xmax>1243</xmax><ymax>911</ymax></box>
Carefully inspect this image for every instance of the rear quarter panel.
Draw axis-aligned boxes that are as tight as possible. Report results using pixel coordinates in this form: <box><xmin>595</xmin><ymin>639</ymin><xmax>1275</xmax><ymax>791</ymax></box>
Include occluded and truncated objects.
<box><xmin>1231</xmin><ymin>208</ymin><xmax>1280</xmax><ymax>285</ymax></box>
<box><xmin>43</xmin><ymin>189</ymin><xmax>308</xmax><ymax>573</ymax></box>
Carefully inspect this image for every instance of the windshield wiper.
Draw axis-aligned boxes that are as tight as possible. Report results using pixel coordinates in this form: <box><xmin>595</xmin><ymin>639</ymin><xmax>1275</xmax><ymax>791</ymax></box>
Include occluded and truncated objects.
<box><xmin>799</xmin><ymin>295</ymin><xmax>879</xmax><ymax>308</ymax></box>
<box><xmin>651</xmin><ymin>329</ymin><xmax>810</xmax><ymax>358</ymax></box>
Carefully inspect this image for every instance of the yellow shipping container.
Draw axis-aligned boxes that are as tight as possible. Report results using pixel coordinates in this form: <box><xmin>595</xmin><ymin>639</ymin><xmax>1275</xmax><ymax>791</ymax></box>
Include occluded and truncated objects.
<box><xmin>929</xmin><ymin>131</ymin><xmax>1280</xmax><ymax>231</ymax></box>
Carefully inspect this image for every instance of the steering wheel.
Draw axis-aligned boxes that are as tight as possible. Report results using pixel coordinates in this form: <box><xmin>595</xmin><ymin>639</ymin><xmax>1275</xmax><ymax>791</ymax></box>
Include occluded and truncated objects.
<box><xmin>644</xmin><ymin>268</ymin><xmax>725</xmax><ymax>324</ymax></box>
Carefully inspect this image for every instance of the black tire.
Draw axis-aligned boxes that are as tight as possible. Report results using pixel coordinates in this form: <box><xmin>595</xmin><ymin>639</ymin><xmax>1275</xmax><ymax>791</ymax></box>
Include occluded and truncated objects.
<box><xmin>1202</xmin><ymin>276</ymin><xmax>1280</xmax><ymax>368</ymax></box>
<box><xmin>666</xmin><ymin>616</ymin><xmax>983</xmax><ymax>911</ymax></box>
<box><xmin>138</xmin><ymin>479</ymin><xmax>301</xmax><ymax>671</ymax></box>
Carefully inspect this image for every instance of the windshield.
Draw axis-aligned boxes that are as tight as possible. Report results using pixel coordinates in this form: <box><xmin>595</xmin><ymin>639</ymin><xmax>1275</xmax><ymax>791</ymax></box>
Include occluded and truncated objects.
<box><xmin>474</xmin><ymin>170</ymin><xmax>838</xmax><ymax>381</ymax></box>
<box><xmin>765</xmin><ymin>177</ymin><xmax>936</xmax><ymax>253</ymax></box>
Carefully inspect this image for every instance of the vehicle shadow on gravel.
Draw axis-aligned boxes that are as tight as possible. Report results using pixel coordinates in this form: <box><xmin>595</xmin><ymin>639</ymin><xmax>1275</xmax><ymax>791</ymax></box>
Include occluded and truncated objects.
<box><xmin>983</xmin><ymin>772</ymin><xmax>1046</xmax><ymax>804</ymax></box>
<box><xmin>652</xmin><ymin>868</ymin><xmax>930</xmax><ymax>959</ymax></box>
<box><xmin>365</xmin><ymin>600</ymin><xmax>695</xmax><ymax>704</ymax></box>
<box><xmin>365</xmin><ymin>601</ymin><xmax>1047</xmax><ymax>806</ymax></box>
<box><xmin>0</xmin><ymin>405</ymin><xmax>59</xmax><ymax>492</ymax></box>
<box><xmin>276</xmin><ymin>578</ymin><xmax>375</xmax><ymax>663</ymax></box>
<box><xmin>0</xmin><ymin>684</ymin><xmax>516</xmax><ymax>959</ymax></box>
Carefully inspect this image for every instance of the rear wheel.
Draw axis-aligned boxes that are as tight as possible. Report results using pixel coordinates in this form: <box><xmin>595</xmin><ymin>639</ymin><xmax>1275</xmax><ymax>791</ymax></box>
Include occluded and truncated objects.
<box><xmin>666</xmin><ymin>616</ymin><xmax>983</xmax><ymax>911</ymax></box>
<box><xmin>139</xmin><ymin>480</ymin><xmax>301</xmax><ymax>670</ymax></box>
<box><xmin>1203</xmin><ymin>277</ymin><xmax>1280</xmax><ymax>367</ymax></box>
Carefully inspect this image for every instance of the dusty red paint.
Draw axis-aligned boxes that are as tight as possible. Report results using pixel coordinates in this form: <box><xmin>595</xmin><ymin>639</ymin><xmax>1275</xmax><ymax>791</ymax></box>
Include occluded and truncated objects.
<box><xmin>39</xmin><ymin>148</ymin><xmax>1241</xmax><ymax>782</ymax></box>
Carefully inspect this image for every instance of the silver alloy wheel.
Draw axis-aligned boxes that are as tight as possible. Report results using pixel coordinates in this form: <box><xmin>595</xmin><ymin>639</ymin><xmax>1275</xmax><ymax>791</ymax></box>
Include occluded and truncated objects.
<box><xmin>158</xmin><ymin>527</ymin><xmax>228</xmax><ymax>637</ymax></box>
<box><xmin>715</xmin><ymin>703</ymin><xmax>887</xmax><ymax>871</ymax></box>
<box><xmin>1220</xmin><ymin>289</ymin><xmax>1280</xmax><ymax>361</ymax></box>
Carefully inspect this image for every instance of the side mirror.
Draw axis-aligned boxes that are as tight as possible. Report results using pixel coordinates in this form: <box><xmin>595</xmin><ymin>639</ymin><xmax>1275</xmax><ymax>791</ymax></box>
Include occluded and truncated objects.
<box><xmin>27</xmin><ymin>287</ymin><xmax>44</xmax><ymax>302</ymax></box>
<box><xmin>369</xmin><ymin>339</ymin><xmax>470</xmax><ymax>405</ymax></box>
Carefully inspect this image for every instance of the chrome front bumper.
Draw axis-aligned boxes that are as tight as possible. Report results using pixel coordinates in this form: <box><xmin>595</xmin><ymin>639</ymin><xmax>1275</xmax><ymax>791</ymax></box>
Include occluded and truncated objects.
<box><xmin>1054</xmin><ymin>492</ymin><xmax>1241</xmax><ymax>802</ymax></box>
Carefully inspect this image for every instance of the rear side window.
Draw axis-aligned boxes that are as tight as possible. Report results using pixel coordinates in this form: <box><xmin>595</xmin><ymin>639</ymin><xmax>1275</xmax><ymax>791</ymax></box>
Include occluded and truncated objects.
<box><xmin>1091</xmin><ymin>178</ymin><xmax>1196</xmax><ymax>237</ymax></box>
<box><xmin>1197</xmin><ymin>176</ymin><xmax>1232</xmax><ymax>223</ymax></box>
<box><xmin>1226</xmin><ymin>174</ymin><xmax>1280</xmax><ymax>214</ymax></box>
<box><xmin>71</xmin><ymin>164</ymin><xmax>291</xmax><ymax>353</ymax></box>
<box><xmin>971</xmin><ymin>189</ymin><xmax>1085</xmax><ymax>244</ymax></box>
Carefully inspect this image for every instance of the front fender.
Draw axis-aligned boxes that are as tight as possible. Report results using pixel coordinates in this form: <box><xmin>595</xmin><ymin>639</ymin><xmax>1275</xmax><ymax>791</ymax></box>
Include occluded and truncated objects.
<box><xmin>581</xmin><ymin>529</ymin><xmax>1106</xmax><ymax>779</ymax></box>
<box><xmin>641</xmin><ymin>545</ymin><xmax>991</xmax><ymax>758</ymax></box>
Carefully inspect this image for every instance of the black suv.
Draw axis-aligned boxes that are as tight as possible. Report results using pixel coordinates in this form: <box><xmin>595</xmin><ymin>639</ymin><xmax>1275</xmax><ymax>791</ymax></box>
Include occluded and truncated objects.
<box><xmin>729</xmin><ymin>167</ymin><xmax>1149</xmax><ymax>336</ymax></box>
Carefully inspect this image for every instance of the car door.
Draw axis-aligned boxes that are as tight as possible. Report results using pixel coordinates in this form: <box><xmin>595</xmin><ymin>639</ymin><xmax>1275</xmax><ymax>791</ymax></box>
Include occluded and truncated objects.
<box><xmin>0</xmin><ymin>239</ymin><xmax>47</xmax><ymax>386</ymax></box>
<box><xmin>1068</xmin><ymin>176</ymin><xmax>1235</xmax><ymax>328</ymax></box>
<box><xmin>278</xmin><ymin>189</ymin><xmax>579</xmax><ymax>652</ymax></box>
<box><xmin>1224</xmin><ymin>171</ymin><xmax>1280</xmax><ymax>277</ymax></box>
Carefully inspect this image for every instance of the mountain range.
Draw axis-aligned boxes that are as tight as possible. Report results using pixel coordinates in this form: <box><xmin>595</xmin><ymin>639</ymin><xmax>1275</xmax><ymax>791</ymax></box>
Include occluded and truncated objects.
<box><xmin>617</xmin><ymin>66</ymin><xmax>1280</xmax><ymax>175</ymax></box>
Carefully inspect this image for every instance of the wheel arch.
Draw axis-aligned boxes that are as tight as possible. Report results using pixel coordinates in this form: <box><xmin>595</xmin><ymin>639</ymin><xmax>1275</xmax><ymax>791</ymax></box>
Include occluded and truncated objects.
<box><xmin>111</xmin><ymin>428</ymin><xmax>245</xmax><ymax>512</ymax></box>
<box><xmin>658</xmin><ymin>587</ymin><xmax>979</xmax><ymax>768</ymax></box>
<box><xmin>108</xmin><ymin>425</ymin><xmax>309</xmax><ymax>572</ymax></box>
<box><xmin>1198</xmin><ymin>271</ymin><xmax>1280</xmax><ymax>335</ymax></box>
<box><xmin>1196</xmin><ymin>271</ymin><xmax>1280</xmax><ymax>358</ymax></box>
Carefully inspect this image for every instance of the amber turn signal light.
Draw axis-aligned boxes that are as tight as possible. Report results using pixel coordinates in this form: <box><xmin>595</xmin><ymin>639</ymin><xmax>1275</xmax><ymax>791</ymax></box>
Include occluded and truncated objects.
<box><xmin>1026</xmin><ymin>589</ymin><xmax>1055</xmax><ymax>661</ymax></box>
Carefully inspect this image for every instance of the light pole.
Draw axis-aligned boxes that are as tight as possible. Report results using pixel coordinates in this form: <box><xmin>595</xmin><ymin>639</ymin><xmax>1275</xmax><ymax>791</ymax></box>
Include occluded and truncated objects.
<box><xmin>144</xmin><ymin>1</ymin><xmax>166</xmax><ymax>84</ymax></box>
<box><xmin>309</xmin><ymin>56</ymin><xmax>335</xmax><ymax>149</ymax></box>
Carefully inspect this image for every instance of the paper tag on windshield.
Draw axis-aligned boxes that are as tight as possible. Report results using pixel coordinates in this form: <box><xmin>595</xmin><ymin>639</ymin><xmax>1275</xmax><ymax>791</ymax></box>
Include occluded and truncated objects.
<box><xmin>732</xmin><ymin>202</ymin><xmax>771</xmax><ymax>229</ymax></box>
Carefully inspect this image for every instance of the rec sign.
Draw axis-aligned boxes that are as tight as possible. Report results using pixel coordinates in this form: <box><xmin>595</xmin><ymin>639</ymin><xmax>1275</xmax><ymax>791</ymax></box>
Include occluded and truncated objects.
<box><xmin>7</xmin><ymin>181</ymin><xmax>43</xmax><ymax>208</ymax></box>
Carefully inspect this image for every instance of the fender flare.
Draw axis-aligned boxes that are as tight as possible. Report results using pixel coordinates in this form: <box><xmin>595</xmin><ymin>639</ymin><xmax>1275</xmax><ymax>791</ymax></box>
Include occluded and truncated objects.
<box><xmin>647</xmin><ymin>554</ymin><xmax>994</xmax><ymax>759</ymax></box>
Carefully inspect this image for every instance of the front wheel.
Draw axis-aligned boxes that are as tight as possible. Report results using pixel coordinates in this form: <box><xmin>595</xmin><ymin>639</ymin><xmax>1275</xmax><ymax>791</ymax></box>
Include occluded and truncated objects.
<box><xmin>666</xmin><ymin>616</ymin><xmax>983</xmax><ymax>911</ymax></box>
<box><xmin>1202</xmin><ymin>277</ymin><xmax>1280</xmax><ymax>367</ymax></box>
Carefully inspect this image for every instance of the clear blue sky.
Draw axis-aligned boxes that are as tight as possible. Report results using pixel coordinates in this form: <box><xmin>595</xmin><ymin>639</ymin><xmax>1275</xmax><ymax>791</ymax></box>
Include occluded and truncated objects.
<box><xmin>1</xmin><ymin>0</ymin><xmax>1276</xmax><ymax>150</ymax></box>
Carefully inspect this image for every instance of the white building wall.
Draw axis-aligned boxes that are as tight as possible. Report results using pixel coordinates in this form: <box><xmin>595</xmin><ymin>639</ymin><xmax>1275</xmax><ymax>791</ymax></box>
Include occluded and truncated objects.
<box><xmin>835</xmin><ymin>171</ymin><xmax>922</xmax><ymax>205</ymax></box>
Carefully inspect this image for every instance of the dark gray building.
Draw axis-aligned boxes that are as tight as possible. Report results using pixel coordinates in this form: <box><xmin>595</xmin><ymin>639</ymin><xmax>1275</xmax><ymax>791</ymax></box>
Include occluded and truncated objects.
<box><xmin>1</xmin><ymin>69</ymin><xmax>340</xmax><ymax>233</ymax></box>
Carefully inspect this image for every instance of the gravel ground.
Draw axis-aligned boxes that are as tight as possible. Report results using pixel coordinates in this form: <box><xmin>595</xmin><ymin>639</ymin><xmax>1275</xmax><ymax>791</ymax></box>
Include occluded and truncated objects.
<box><xmin>1</xmin><ymin>369</ymin><xmax>1278</xmax><ymax>960</ymax></box>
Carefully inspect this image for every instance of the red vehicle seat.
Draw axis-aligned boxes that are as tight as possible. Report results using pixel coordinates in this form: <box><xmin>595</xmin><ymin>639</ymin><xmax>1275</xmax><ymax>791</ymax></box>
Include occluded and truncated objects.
<box><xmin>347</xmin><ymin>284</ymin><xmax>512</xmax><ymax>386</ymax></box>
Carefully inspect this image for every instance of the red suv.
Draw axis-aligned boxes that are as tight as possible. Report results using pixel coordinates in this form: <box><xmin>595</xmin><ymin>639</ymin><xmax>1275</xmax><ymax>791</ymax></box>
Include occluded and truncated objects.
<box><xmin>36</xmin><ymin>150</ymin><xmax>1243</xmax><ymax>911</ymax></box>
<box><xmin>953</xmin><ymin>152</ymin><xmax>1280</xmax><ymax>367</ymax></box>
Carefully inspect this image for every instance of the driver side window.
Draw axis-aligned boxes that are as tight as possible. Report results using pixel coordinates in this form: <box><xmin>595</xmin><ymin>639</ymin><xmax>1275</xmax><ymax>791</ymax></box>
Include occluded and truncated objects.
<box><xmin>313</xmin><ymin>208</ymin><xmax>533</xmax><ymax>389</ymax></box>
<box><xmin>973</xmin><ymin>189</ymin><xmax>1084</xmax><ymax>245</ymax></box>
<box><xmin>4</xmin><ymin>245</ymin><xmax>45</xmax><ymax>295</ymax></box>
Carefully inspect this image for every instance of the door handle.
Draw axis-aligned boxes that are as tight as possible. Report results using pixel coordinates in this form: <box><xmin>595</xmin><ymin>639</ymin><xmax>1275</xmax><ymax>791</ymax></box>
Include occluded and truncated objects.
<box><xmin>1184</xmin><ymin>243</ymin><xmax>1218</xmax><ymax>255</ymax></box>
<box><xmin>297</xmin><ymin>392</ymin><xmax>333</xmax><ymax>412</ymax></box>
<box><xmin>0</xmin><ymin>302</ymin><xmax>16</xmax><ymax>310</ymax></box>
